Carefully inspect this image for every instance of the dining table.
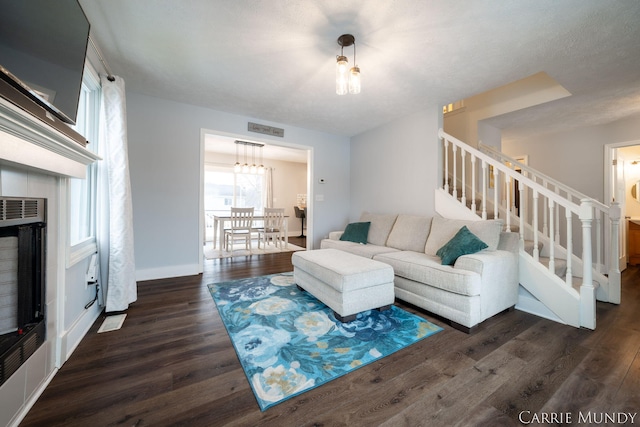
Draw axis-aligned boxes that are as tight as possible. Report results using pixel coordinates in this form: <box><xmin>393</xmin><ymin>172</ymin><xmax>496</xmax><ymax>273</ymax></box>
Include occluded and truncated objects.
<box><xmin>212</xmin><ymin>213</ymin><xmax>289</xmax><ymax>250</ymax></box>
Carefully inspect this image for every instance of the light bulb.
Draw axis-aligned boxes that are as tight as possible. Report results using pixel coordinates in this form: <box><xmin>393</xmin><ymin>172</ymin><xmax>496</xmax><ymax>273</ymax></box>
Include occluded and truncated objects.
<box><xmin>336</xmin><ymin>55</ymin><xmax>348</xmax><ymax>95</ymax></box>
<box><xmin>349</xmin><ymin>66</ymin><xmax>361</xmax><ymax>94</ymax></box>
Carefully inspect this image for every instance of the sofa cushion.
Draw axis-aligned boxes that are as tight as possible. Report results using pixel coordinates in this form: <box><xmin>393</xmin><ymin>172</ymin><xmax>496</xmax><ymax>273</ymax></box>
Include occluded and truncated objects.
<box><xmin>359</xmin><ymin>212</ymin><xmax>398</xmax><ymax>246</ymax></box>
<box><xmin>436</xmin><ymin>226</ymin><xmax>488</xmax><ymax>265</ymax></box>
<box><xmin>425</xmin><ymin>217</ymin><xmax>503</xmax><ymax>255</ymax></box>
<box><xmin>292</xmin><ymin>249</ymin><xmax>394</xmax><ymax>292</ymax></box>
<box><xmin>374</xmin><ymin>251</ymin><xmax>482</xmax><ymax>296</ymax></box>
<box><xmin>340</xmin><ymin>221</ymin><xmax>371</xmax><ymax>244</ymax></box>
<box><xmin>320</xmin><ymin>239</ymin><xmax>400</xmax><ymax>259</ymax></box>
<box><xmin>386</xmin><ymin>215</ymin><xmax>432</xmax><ymax>252</ymax></box>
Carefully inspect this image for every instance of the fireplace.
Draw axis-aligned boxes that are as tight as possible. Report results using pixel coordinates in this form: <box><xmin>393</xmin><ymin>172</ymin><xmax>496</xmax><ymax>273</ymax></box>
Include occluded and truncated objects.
<box><xmin>0</xmin><ymin>197</ymin><xmax>46</xmax><ymax>387</ymax></box>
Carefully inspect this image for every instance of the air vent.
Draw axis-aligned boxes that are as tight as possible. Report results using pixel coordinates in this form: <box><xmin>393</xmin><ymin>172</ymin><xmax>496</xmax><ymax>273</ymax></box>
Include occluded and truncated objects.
<box><xmin>0</xmin><ymin>198</ymin><xmax>45</xmax><ymax>226</ymax></box>
<box><xmin>3</xmin><ymin>200</ymin><xmax>22</xmax><ymax>220</ymax></box>
<box><xmin>0</xmin><ymin>321</ymin><xmax>45</xmax><ymax>386</ymax></box>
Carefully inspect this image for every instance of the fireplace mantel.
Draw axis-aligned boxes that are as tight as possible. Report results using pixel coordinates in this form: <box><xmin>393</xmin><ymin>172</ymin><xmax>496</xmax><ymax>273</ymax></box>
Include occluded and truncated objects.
<box><xmin>0</xmin><ymin>97</ymin><xmax>101</xmax><ymax>178</ymax></box>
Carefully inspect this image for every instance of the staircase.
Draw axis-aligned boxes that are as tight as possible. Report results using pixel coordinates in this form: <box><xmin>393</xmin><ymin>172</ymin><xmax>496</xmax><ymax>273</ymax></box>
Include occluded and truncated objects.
<box><xmin>436</xmin><ymin>129</ymin><xmax>621</xmax><ymax>329</ymax></box>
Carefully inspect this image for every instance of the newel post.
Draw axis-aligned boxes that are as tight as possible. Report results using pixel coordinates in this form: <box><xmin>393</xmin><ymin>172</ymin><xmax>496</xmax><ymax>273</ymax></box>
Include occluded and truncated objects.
<box><xmin>609</xmin><ymin>202</ymin><xmax>621</xmax><ymax>304</ymax></box>
<box><xmin>579</xmin><ymin>199</ymin><xmax>596</xmax><ymax>329</ymax></box>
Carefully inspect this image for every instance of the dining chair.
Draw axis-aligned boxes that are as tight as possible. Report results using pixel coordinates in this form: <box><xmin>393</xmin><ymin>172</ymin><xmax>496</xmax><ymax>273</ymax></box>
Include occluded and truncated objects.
<box><xmin>258</xmin><ymin>208</ymin><xmax>285</xmax><ymax>250</ymax></box>
<box><xmin>225</xmin><ymin>207</ymin><xmax>255</xmax><ymax>253</ymax></box>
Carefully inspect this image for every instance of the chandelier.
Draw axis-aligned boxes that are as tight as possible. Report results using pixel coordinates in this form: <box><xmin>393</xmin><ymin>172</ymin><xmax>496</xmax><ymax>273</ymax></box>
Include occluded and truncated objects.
<box><xmin>233</xmin><ymin>140</ymin><xmax>264</xmax><ymax>174</ymax></box>
<box><xmin>336</xmin><ymin>34</ymin><xmax>361</xmax><ymax>95</ymax></box>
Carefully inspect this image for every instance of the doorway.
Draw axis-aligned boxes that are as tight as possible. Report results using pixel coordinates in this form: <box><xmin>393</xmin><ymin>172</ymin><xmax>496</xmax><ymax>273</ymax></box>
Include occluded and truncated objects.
<box><xmin>604</xmin><ymin>140</ymin><xmax>640</xmax><ymax>270</ymax></box>
<box><xmin>199</xmin><ymin>131</ymin><xmax>311</xmax><ymax>266</ymax></box>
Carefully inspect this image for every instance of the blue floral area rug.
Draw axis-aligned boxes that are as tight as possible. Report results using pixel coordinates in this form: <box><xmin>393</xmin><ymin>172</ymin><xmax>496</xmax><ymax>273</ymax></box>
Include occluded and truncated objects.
<box><xmin>208</xmin><ymin>272</ymin><xmax>443</xmax><ymax>411</ymax></box>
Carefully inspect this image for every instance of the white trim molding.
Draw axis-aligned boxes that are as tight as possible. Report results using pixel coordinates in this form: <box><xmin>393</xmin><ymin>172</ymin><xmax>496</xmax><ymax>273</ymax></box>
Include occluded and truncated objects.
<box><xmin>0</xmin><ymin>97</ymin><xmax>101</xmax><ymax>178</ymax></box>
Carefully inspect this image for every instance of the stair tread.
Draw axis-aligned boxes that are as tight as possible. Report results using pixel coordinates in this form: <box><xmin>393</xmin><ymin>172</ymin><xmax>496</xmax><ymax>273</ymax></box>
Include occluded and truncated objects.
<box><xmin>569</xmin><ymin>276</ymin><xmax>600</xmax><ymax>292</ymax></box>
<box><xmin>536</xmin><ymin>256</ymin><xmax>567</xmax><ymax>277</ymax></box>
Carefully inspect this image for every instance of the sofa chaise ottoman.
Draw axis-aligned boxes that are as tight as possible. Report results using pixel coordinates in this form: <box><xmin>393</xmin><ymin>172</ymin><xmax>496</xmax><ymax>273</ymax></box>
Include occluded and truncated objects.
<box><xmin>320</xmin><ymin>212</ymin><xmax>519</xmax><ymax>332</ymax></box>
<box><xmin>292</xmin><ymin>248</ymin><xmax>395</xmax><ymax>322</ymax></box>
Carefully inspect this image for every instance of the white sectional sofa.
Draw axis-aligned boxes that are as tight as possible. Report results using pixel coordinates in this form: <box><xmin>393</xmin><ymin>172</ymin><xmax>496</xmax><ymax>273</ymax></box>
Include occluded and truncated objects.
<box><xmin>320</xmin><ymin>212</ymin><xmax>519</xmax><ymax>332</ymax></box>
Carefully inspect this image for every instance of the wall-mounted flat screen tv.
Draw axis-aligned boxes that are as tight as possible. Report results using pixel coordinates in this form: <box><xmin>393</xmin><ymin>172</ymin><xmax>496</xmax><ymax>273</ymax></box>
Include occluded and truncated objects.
<box><xmin>0</xmin><ymin>0</ymin><xmax>90</xmax><ymax>125</ymax></box>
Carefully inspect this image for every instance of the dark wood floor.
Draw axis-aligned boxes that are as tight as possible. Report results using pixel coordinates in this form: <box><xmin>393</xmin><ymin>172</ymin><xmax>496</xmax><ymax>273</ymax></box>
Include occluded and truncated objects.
<box><xmin>21</xmin><ymin>248</ymin><xmax>640</xmax><ymax>426</ymax></box>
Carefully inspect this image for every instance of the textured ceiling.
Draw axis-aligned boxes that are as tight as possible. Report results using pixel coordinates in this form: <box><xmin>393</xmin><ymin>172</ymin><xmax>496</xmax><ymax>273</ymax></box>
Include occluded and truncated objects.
<box><xmin>79</xmin><ymin>0</ymin><xmax>640</xmax><ymax>138</ymax></box>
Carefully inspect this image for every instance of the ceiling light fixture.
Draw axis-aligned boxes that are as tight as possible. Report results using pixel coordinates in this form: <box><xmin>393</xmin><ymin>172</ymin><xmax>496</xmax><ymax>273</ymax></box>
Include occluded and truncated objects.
<box><xmin>234</xmin><ymin>140</ymin><xmax>265</xmax><ymax>174</ymax></box>
<box><xmin>336</xmin><ymin>34</ymin><xmax>360</xmax><ymax>95</ymax></box>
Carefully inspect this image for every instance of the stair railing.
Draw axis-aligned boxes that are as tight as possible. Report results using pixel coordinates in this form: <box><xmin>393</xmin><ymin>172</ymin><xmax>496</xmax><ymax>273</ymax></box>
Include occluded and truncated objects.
<box><xmin>478</xmin><ymin>142</ymin><xmax>621</xmax><ymax>303</ymax></box>
<box><xmin>480</xmin><ymin>143</ymin><xmax>607</xmax><ymax>265</ymax></box>
<box><xmin>439</xmin><ymin>129</ymin><xmax>621</xmax><ymax>328</ymax></box>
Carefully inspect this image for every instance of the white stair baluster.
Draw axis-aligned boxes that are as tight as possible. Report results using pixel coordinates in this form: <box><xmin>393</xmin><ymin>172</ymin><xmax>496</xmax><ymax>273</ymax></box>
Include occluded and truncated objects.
<box><xmin>452</xmin><ymin>144</ymin><xmax>458</xmax><ymax>200</ymax></box>
<box><xmin>505</xmin><ymin>174</ymin><xmax>511</xmax><ymax>232</ymax></box>
<box><xmin>549</xmin><ymin>200</ymin><xmax>555</xmax><ymax>275</ymax></box>
<box><xmin>481</xmin><ymin>160</ymin><xmax>487</xmax><ymax>220</ymax></box>
<box><xmin>443</xmin><ymin>137</ymin><xmax>449</xmax><ymax>192</ymax></box>
<box><xmin>493</xmin><ymin>166</ymin><xmax>499</xmax><ymax>219</ymax></box>
<box><xmin>471</xmin><ymin>153</ymin><xmax>476</xmax><ymax>214</ymax></box>
<box><xmin>533</xmin><ymin>190</ymin><xmax>540</xmax><ymax>261</ymax></box>
<box><xmin>596</xmin><ymin>213</ymin><xmax>602</xmax><ymax>274</ymax></box>
<box><xmin>542</xmin><ymin>182</ymin><xmax>549</xmax><ymax>235</ymax></box>
<box><xmin>519</xmin><ymin>178</ymin><xmax>525</xmax><ymax>249</ymax></box>
<box><xmin>554</xmin><ymin>188</ymin><xmax>561</xmax><ymax>243</ymax></box>
<box><xmin>565</xmin><ymin>212</ymin><xmax>573</xmax><ymax>286</ymax></box>
<box><xmin>461</xmin><ymin>149</ymin><xmax>467</xmax><ymax>207</ymax></box>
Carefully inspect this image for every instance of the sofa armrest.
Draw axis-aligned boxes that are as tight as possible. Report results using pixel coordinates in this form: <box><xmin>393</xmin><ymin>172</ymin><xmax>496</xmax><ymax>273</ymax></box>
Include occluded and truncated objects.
<box><xmin>454</xmin><ymin>250</ymin><xmax>515</xmax><ymax>275</ymax></box>
<box><xmin>328</xmin><ymin>231</ymin><xmax>344</xmax><ymax>240</ymax></box>
<box><xmin>455</xmin><ymin>248</ymin><xmax>519</xmax><ymax>319</ymax></box>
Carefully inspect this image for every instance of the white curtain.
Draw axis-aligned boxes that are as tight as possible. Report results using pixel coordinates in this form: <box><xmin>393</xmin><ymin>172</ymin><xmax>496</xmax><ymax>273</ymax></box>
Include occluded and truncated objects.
<box><xmin>97</xmin><ymin>75</ymin><xmax>137</xmax><ymax>312</ymax></box>
<box><xmin>264</xmin><ymin>167</ymin><xmax>274</xmax><ymax>208</ymax></box>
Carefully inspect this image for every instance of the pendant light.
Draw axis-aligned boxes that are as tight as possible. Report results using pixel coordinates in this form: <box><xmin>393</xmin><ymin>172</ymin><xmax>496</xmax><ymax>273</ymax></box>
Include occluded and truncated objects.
<box><xmin>258</xmin><ymin>145</ymin><xmax>265</xmax><ymax>174</ymax></box>
<box><xmin>241</xmin><ymin>143</ymin><xmax>249</xmax><ymax>173</ymax></box>
<box><xmin>233</xmin><ymin>142</ymin><xmax>241</xmax><ymax>173</ymax></box>
<box><xmin>250</xmin><ymin>145</ymin><xmax>257</xmax><ymax>174</ymax></box>
<box><xmin>336</xmin><ymin>34</ymin><xmax>360</xmax><ymax>95</ymax></box>
<box><xmin>233</xmin><ymin>140</ymin><xmax>266</xmax><ymax>174</ymax></box>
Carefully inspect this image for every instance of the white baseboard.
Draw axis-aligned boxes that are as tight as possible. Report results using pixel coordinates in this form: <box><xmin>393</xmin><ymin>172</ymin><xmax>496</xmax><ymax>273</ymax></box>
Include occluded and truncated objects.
<box><xmin>9</xmin><ymin>369</ymin><xmax>58</xmax><ymax>427</ymax></box>
<box><xmin>59</xmin><ymin>301</ymin><xmax>102</xmax><ymax>364</ymax></box>
<box><xmin>136</xmin><ymin>263</ymin><xmax>201</xmax><ymax>282</ymax></box>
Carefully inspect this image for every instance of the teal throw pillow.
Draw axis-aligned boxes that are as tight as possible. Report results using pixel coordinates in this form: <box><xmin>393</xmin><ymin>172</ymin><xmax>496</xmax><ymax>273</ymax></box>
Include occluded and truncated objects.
<box><xmin>340</xmin><ymin>221</ymin><xmax>371</xmax><ymax>244</ymax></box>
<box><xmin>436</xmin><ymin>225</ymin><xmax>488</xmax><ymax>265</ymax></box>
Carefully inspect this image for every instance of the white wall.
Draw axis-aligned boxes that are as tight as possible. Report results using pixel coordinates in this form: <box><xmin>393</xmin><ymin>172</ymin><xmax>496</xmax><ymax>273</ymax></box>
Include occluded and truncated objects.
<box><xmin>502</xmin><ymin>114</ymin><xmax>640</xmax><ymax>203</ymax></box>
<box><xmin>269</xmin><ymin>158</ymin><xmax>307</xmax><ymax>235</ymax></box>
<box><xmin>126</xmin><ymin>92</ymin><xmax>350</xmax><ymax>280</ymax></box>
<box><xmin>348</xmin><ymin>108</ymin><xmax>441</xmax><ymax>221</ymax></box>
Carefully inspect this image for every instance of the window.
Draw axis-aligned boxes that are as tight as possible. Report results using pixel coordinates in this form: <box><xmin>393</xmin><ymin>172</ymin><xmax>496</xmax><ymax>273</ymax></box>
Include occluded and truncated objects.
<box><xmin>204</xmin><ymin>165</ymin><xmax>265</xmax><ymax>242</ymax></box>
<box><xmin>67</xmin><ymin>63</ymin><xmax>101</xmax><ymax>265</ymax></box>
<box><xmin>204</xmin><ymin>165</ymin><xmax>264</xmax><ymax>214</ymax></box>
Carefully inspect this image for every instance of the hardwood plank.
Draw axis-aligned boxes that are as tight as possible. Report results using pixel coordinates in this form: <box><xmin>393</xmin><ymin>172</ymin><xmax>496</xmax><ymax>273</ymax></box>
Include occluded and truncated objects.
<box><xmin>379</xmin><ymin>348</ymin><xmax>524</xmax><ymax>426</ymax></box>
<box><xmin>538</xmin><ymin>328</ymin><xmax>640</xmax><ymax>416</ymax></box>
<box><xmin>483</xmin><ymin>321</ymin><xmax>592</xmax><ymax>421</ymax></box>
<box><xmin>18</xmin><ymin>258</ymin><xmax>640</xmax><ymax>426</ymax></box>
